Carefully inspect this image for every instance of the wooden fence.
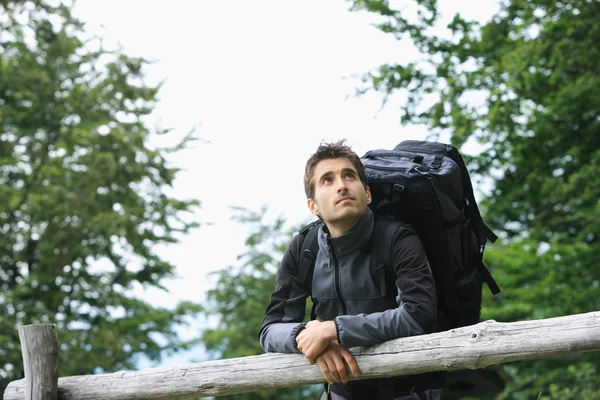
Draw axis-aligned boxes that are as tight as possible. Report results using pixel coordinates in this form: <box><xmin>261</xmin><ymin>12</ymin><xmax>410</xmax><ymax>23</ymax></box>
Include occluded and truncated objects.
<box><xmin>4</xmin><ymin>311</ymin><xmax>600</xmax><ymax>400</ymax></box>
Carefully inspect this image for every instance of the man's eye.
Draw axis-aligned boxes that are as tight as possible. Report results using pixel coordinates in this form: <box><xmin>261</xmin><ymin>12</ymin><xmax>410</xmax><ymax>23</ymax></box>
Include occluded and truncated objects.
<box><xmin>322</xmin><ymin>177</ymin><xmax>332</xmax><ymax>185</ymax></box>
<box><xmin>344</xmin><ymin>173</ymin><xmax>356</xmax><ymax>179</ymax></box>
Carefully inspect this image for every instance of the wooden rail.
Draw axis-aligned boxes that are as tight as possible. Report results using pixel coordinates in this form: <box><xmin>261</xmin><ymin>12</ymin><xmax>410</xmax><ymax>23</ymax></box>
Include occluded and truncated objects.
<box><xmin>5</xmin><ymin>311</ymin><xmax>600</xmax><ymax>400</ymax></box>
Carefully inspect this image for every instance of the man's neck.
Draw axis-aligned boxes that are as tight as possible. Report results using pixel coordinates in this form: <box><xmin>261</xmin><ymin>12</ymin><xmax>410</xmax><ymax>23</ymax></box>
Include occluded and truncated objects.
<box><xmin>326</xmin><ymin>216</ymin><xmax>361</xmax><ymax>237</ymax></box>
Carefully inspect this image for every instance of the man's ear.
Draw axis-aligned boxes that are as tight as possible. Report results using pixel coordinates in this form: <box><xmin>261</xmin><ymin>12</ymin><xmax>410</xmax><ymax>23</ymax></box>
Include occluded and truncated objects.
<box><xmin>307</xmin><ymin>198</ymin><xmax>320</xmax><ymax>216</ymax></box>
<box><xmin>366</xmin><ymin>185</ymin><xmax>372</xmax><ymax>205</ymax></box>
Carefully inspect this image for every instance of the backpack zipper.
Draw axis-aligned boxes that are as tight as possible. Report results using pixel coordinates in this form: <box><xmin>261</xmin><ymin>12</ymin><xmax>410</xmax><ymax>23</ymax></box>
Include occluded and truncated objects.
<box><xmin>363</xmin><ymin>164</ymin><xmax>410</xmax><ymax>172</ymax></box>
<box><xmin>381</xmin><ymin>146</ymin><xmax>448</xmax><ymax>157</ymax></box>
<box><xmin>368</xmin><ymin>149</ymin><xmax>459</xmax><ymax>172</ymax></box>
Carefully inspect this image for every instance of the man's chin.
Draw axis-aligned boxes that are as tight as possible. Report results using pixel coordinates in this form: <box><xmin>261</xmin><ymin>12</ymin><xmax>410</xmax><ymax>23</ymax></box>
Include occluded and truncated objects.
<box><xmin>330</xmin><ymin>208</ymin><xmax>363</xmax><ymax>223</ymax></box>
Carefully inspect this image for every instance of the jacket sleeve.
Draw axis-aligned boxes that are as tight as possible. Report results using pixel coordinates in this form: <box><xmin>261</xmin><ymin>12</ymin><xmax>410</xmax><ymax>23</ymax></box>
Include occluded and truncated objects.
<box><xmin>259</xmin><ymin>233</ymin><xmax>309</xmax><ymax>353</ymax></box>
<box><xmin>334</xmin><ymin>225</ymin><xmax>437</xmax><ymax>348</ymax></box>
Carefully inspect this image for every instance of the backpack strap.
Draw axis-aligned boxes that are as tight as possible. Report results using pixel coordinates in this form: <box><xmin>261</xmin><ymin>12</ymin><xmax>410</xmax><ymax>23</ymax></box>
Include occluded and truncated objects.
<box><xmin>297</xmin><ymin>220</ymin><xmax>322</xmax><ymax>297</ymax></box>
<box><xmin>370</xmin><ymin>218</ymin><xmax>396</xmax><ymax>266</ymax></box>
<box><xmin>429</xmin><ymin>154</ymin><xmax>444</xmax><ymax>170</ymax></box>
<box><xmin>370</xmin><ymin>217</ymin><xmax>405</xmax><ymax>299</ymax></box>
<box><xmin>477</xmin><ymin>259</ymin><xmax>501</xmax><ymax>295</ymax></box>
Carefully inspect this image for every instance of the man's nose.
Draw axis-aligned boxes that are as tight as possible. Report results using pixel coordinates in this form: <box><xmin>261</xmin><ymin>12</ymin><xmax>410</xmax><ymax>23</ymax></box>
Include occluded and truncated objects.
<box><xmin>336</xmin><ymin>177</ymin><xmax>347</xmax><ymax>192</ymax></box>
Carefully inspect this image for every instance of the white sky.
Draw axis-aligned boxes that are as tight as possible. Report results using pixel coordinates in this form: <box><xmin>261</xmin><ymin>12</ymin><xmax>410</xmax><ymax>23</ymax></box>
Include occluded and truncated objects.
<box><xmin>72</xmin><ymin>0</ymin><xmax>499</xmax><ymax>366</ymax></box>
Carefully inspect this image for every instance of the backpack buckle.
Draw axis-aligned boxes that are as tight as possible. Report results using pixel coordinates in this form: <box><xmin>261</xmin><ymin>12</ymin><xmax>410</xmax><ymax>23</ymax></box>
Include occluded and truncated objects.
<box><xmin>392</xmin><ymin>184</ymin><xmax>405</xmax><ymax>193</ymax></box>
<box><xmin>390</xmin><ymin>184</ymin><xmax>405</xmax><ymax>202</ymax></box>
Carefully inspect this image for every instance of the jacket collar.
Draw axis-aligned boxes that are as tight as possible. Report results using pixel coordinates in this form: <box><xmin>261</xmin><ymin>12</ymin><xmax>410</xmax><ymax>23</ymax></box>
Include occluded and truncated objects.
<box><xmin>317</xmin><ymin>208</ymin><xmax>374</xmax><ymax>257</ymax></box>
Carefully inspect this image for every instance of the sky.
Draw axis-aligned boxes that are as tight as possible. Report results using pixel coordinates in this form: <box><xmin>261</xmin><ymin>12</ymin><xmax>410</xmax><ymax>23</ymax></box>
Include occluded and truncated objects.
<box><xmin>71</xmin><ymin>0</ymin><xmax>499</xmax><ymax>366</ymax></box>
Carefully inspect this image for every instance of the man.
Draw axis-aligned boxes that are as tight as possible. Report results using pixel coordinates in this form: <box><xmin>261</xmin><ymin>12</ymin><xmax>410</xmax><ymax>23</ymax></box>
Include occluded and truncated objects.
<box><xmin>259</xmin><ymin>141</ymin><xmax>440</xmax><ymax>399</ymax></box>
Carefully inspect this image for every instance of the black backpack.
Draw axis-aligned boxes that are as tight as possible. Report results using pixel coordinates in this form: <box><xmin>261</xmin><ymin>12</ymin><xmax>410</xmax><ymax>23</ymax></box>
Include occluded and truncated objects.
<box><xmin>297</xmin><ymin>140</ymin><xmax>500</xmax><ymax>331</ymax></box>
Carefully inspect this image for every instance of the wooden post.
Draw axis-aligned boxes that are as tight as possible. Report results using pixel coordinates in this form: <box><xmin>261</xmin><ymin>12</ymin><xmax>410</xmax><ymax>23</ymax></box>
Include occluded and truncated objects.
<box><xmin>17</xmin><ymin>324</ymin><xmax>59</xmax><ymax>400</ymax></box>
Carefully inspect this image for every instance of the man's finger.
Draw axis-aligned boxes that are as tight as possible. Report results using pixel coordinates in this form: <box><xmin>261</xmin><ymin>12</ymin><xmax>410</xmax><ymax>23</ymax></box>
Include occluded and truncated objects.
<box><xmin>303</xmin><ymin>347</ymin><xmax>316</xmax><ymax>362</ymax></box>
<box><xmin>316</xmin><ymin>359</ymin><xmax>334</xmax><ymax>384</ymax></box>
<box><xmin>301</xmin><ymin>344</ymin><xmax>315</xmax><ymax>364</ymax></box>
<box><xmin>330</xmin><ymin>353</ymin><xmax>349</xmax><ymax>383</ymax></box>
<box><xmin>341</xmin><ymin>349</ymin><xmax>360</xmax><ymax>377</ymax></box>
<box><xmin>296</xmin><ymin>330</ymin><xmax>305</xmax><ymax>344</ymax></box>
<box><xmin>323</xmin><ymin>356</ymin><xmax>341</xmax><ymax>383</ymax></box>
<box><xmin>304</xmin><ymin>341</ymin><xmax>328</xmax><ymax>362</ymax></box>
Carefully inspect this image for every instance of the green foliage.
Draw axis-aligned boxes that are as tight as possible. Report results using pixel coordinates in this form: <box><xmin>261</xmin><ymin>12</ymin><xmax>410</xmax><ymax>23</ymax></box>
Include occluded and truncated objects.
<box><xmin>201</xmin><ymin>206</ymin><xmax>320</xmax><ymax>399</ymax></box>
<box><xmin>0</xmin><ymin>0</ymin><xmax>201</xmax><ymax>394</ymax></box>
<box><xmin>351</xmin><ymin>0</ymin><xmax>599</xmax><ymax>398</ymax></box>
<box><xmin>481</xmin><ymin>240</ymin><xmax>600</xmax><ymax>399</ymax></box>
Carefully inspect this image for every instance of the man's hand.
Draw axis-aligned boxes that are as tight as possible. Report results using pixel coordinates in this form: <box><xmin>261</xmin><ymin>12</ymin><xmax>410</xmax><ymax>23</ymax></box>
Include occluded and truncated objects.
<box><xmin>296</xmin><ymin>320</ymin><xmax>337</xmax><ymax>363</ymax></box>
<box><xmin>315</xmin><ymin>342</ymin><xmax>360</xmax><ymax>384</ymax></box>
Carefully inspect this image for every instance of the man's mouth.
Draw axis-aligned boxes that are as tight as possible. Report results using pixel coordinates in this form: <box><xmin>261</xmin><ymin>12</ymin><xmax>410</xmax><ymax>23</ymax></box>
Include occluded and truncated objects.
<box><xmin>336</xmin><ymin>196</ymin><xmax>354</xmax><ymax>204</ymax></box>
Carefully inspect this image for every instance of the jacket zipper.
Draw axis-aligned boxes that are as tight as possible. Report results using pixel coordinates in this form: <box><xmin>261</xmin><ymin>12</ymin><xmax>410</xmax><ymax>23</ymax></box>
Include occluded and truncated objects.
<box><xmin>328</xmin><ymin>239</ymin><xmax>347</xmax><ymax>315</ymax></box>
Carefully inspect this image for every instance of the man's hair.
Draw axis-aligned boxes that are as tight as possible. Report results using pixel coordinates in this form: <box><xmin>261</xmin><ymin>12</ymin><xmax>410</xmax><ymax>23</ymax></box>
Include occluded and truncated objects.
<box><xmin>303</xmin><ymin>140</ymin><xmax>368</xmax><ymax>199</ymax></box>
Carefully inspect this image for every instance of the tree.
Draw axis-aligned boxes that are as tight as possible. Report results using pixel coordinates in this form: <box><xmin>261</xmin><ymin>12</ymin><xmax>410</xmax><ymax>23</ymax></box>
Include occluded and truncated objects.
<box><xmin>200</xmin><ymin>206</ymin><xmax>320</xmax><ymax>400</ymax></box>
<box><xmin>350</xmin><ymin>0</ymin><xmax>600</xmax><ymax>398</ymax></box>
<box><xmin>0</xmin><ymin>0</ymin><xmax>201</xmax><ymax>394</ymax></box>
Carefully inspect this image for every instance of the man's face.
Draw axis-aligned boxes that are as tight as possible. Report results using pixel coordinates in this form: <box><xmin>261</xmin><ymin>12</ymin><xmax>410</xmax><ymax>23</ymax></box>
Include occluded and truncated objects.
<box><xmin>307</xmin><ymin>158</ymin><xmax>371</xmax><ymax>230</ymax></box>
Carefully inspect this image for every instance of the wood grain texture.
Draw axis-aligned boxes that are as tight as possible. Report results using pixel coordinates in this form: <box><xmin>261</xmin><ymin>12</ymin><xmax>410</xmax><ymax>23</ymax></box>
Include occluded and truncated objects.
<box><xmin>17</xmin><ymin>324</ymin><xmax>59</xmax><ymax>400</ymax></box>
<box><xmin>5</xmin><ymin>311</ymin><xmax>600</xmax><ymax>400</ymax></box>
